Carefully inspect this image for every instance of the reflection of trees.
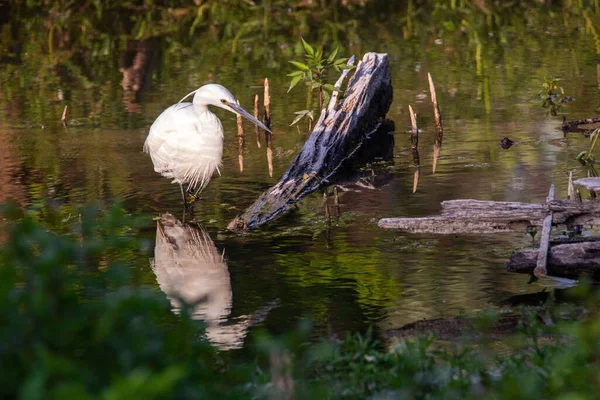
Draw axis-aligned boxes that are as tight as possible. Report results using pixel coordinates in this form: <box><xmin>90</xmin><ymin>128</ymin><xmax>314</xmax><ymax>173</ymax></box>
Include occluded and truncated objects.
<box><xmin>120</xmin><ymin>38</ymin><xmax>161</xmax><ymax>113</ymax></box>
<box><xmin>151</xmin><ymin>213</ymin><xmax>277</xmax><ymax>350</ymax></box>
<box><xmin>2</xmin><ymin>1</ymin><xmax>600</xmax><ymax>129</ymax></box>
<box><xmin>0</xmin><ymin>0</ymin><xmax>368</xmax><ymax>124</ymax></box>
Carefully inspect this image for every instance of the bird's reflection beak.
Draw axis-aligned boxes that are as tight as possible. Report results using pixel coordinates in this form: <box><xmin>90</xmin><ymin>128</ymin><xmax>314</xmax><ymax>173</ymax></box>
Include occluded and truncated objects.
<box><xmin>227</xmin><ymin>101</ymin><xmax>272</xmax><ymax>133</ymax></box>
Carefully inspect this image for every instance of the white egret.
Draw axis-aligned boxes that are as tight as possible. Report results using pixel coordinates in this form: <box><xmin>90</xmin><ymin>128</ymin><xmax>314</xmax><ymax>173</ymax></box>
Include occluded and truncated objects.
<box><xmin>144</xmin><ymin>84</ymin><xmax>271</xmax><ymax>208</ymax></box>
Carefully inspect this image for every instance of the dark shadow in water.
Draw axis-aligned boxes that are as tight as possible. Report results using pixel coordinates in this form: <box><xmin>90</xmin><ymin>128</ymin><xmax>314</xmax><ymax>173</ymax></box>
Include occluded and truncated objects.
<box><xmin>495</xmin><ymin>287</ymin><xmax>582</xmax><ymax>308</ymax></box>
<box><xmin>151</xmin><ymin>213</ymin><xmax>279</xmax><ymax>350</ymax></box>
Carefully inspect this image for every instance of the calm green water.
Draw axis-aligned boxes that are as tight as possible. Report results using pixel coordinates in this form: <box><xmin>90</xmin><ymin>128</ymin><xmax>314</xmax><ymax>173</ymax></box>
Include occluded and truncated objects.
<box><xmin>2</xmin><ymin>2</ymin><xmax>600</xmax><ymax>348</ymax></box>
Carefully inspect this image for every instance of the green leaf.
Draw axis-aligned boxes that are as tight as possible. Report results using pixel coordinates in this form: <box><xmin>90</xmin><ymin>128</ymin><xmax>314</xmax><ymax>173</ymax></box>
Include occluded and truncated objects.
<box><xmin>323</xmin><ymin>90</ymin><xmax>331</xmax><ymax>105</ymax></box>
<box><xmin>289</xmin><ymin>61</ymin><xmax>309</xmax><ymax>70</ymax></box>
<box><xmin>301</xmin><ymin>37</ymin><xmax>314</xmax><ymax>57</ymax></box>
<box><xmin>287</xmin><ymin>70</ymin><xmax>304</xmax><ymax>77</ymax></box>
<box><xmin>323</xmin><ymin>84</ymin><xmax>338</xmax><ymax>93</ymax></box>
<box><xmin>290</xmin><ymin>110</ymin><xmax>309</xmax><ymax>126</ymax></box>
<box><xmin>134</xmin><ymin>20</ymin><xmax>147</xmax><ymax>40</ymax></box>
<box><xmin>315</xmin><ymin>46</ymin><xmax>323</xmax><ymax>61</ymax></box>
<box><xmin>327</xmin><ymin>47</ymin><xmax>339</xmax><ymax>64</ymax></box>
<box><xmin>287</xmin><ymin>76</ymin><xmax>302</xmax><ymax>93</ymax></box>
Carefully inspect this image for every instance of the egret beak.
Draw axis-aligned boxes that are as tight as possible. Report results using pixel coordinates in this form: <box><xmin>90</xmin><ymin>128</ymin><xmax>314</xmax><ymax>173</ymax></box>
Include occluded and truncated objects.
<box><xmin>227</xmin><ymin>101</ymin><xmax>272</xmax><ymax>133</ymax></box>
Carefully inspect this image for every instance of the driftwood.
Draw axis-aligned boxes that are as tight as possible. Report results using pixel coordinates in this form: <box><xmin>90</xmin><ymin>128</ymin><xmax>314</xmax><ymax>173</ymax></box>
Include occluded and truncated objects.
<box><xmin>534</xmin><ymin>185</ymin><xmax>554</xmax><ymax>278</ymax></box>
<box><xmin>505</xmin><ymin>241</ymin><xmax>600</xmax><ymax>280</ymax></box>
<box><xmin>562</xmin><ymin>116</ymin><xmax>600</xmax><ymax>134</ymax></box>
<box><xmin>574</xmin><ymin>177</ymin><xmax>600</xmax><ymax>193</ymax></box>
<box><xmin>378</xmin><ymin>198</ymin><xmax>600</xmax><ymax>234</ymax></box>
<box><xmin>228</xmin><ymin>53</ymin><xmax>393</xmax><ymax>231</ymax></box>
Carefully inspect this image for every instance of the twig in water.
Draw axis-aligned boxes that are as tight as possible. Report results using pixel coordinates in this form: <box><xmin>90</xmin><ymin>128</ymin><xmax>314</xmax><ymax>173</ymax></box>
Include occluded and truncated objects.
<box><xmin>428</xmin><ymin>73</ymin><xmax>444</xmax><ymax>173</ymax></box>
<box><xmin>254</xmin><ymin>94</ymin><xmax>261</xmax><ymax>148</ymax></box>
<box><xmin>409</xmin><ymin>105</ymin><xmax>420</xmax><ymax>193</ymax></box>
<box><xmin>333</xmin><ymin>186</ymin><xmax>340</xmax><ymax>217</ymax></box>
<box><xmin>61</xmin><ymin>105</ymin><xmax>68</xmax><ymax>126</ymax></box>
<box><xmin>263</xmin><ymin>78</ymin><xmax>273</xmax><ymax>177</ymax></box>
<box><xmin>237</xmin><ymin>99</ymin><xmax>244</xmax><ymax>172</ymax></box>
<box><xmin>323</xmin><ymin>188</ymin><xmax>330</xmax><ymax>221</ymax></box>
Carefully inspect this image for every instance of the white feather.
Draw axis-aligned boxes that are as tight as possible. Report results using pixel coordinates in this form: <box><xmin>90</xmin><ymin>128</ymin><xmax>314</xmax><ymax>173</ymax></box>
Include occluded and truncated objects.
<box><xmin>144</xmin><ymin>84</ymin><xmax>269</xmax><ymax>198</ymax></box>
<box><xmin>144</xmin><ymin>102</ymin><xmax>223</xmax><ymax>192</ymax></box>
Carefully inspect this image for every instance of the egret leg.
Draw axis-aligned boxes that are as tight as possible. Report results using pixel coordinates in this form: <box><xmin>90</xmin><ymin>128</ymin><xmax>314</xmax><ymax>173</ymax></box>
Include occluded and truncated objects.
<box><xmin>179</xmin><ymin>184</ymin><xmax>186</xmax><ymax>205</ymax></box>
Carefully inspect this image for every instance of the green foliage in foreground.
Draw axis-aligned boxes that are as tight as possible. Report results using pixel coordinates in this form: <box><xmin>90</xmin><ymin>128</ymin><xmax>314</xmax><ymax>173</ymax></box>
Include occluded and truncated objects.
<box><xmin>1</xmin><ymin>204</ymin><xmax>600</xmax><ymax>399</ymax></box>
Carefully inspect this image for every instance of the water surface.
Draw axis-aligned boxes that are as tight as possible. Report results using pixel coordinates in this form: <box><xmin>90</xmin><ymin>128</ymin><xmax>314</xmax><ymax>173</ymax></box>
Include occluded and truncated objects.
<box><xmin>2</xmin><ymin>3</ymin><xmax>599</xmax><ymax>348</ymax></box>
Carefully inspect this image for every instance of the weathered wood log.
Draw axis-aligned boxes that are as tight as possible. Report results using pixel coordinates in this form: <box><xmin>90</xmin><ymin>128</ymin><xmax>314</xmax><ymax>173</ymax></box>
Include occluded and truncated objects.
<box><xmin>328</xmin><ymin>56</ymin><xmax>355</xmax><ymax>111</ymax></box>
<box><xmin>574</xmin><ymin>177</ymin><xmax>600</xmax><ymax>193</ymax></box>
<box><xmin>563</xmin><ymin>115</ymin><xmax>600</xmax><ymax>128</ymax></box>
<box><xmin>568</xmin><ymin>171</ymin><xmax>574</xmax><ymax>200</ymax></box>
<box><xmin>534</xmin><ymin>185</ymin><xmax>555</xmax><ymax>278</ymax></box>
<box><xmin>378</xmin><ymin>198</ymin><xmax>600</xmax><ymax>234</ymax></box>
<box><xmin>228</xmin><ymin>53</ymin><xmax>392</xmax><ymax>231</ymax></box>
<box><xmin>505</xmin><ymin>241</ymin><xmax>600</xmax><ymax>280</ymax></box>
<box><xmin>377</xmin><ymin>217</ymin><xmax>532</xmax><ymax>234</ymax></box>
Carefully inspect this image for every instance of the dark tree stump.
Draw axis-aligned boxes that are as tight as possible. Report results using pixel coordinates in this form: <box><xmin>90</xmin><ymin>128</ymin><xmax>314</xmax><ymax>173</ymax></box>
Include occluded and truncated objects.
<box><xmin>228</xmin><ymin>52</ymin><xmax>393</xmax><ymax>231</ymax></box>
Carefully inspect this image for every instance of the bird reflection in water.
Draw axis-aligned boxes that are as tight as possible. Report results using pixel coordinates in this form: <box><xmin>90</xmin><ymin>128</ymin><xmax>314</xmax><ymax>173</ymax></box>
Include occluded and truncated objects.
<box><xmin>151</xmin><ymin>213</ymin><xmax>277</xmax><ymax>350</ymax></box>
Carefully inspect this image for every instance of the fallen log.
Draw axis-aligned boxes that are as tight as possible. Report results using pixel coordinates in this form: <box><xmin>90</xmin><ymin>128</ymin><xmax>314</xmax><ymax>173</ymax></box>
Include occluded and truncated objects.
<box><xmin>534</xmin><ymin>185</ymin><xmax>555</xmax><ymax>278</ymax></box>
<box><xmin>228</xmin><ymin>53</ymin><xmax>393</xmax><ymax>231</ymax></box>
<box><xmin>574</xmin><ymin>177</ymin><xmax>600</xmax><ymax>193</ymax></box>
<box><xmin>505</xmin><ymin>241</ymin><xmax>600</xmax><ymax>280</ymax></box>
<box><xmin>564</xmin><ymin>116</ymin><xmax>600</xmax><ymax>127</ymax></box>
<box><xmin>378</xmin><ymin>198</ymin><xmax>600</xmax><ymax>234</ymax></box>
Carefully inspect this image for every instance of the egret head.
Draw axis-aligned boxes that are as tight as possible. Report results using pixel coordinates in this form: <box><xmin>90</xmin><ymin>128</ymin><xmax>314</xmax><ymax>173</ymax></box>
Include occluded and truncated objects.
<box><xmin>177</xmin><ymin>84</ymin><xmax>271</xmax><ymax>132</ymax></box>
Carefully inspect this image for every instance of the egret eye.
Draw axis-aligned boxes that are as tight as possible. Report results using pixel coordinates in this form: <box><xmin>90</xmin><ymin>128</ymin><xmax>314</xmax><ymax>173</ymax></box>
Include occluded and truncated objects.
<box><xmin>220</xmin><ymin>99</ymin><xmax>227</xmax><ymax>104</ymax></box>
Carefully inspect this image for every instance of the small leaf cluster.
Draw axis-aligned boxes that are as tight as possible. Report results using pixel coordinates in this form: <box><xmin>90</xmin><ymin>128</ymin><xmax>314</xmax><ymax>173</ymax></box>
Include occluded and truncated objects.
<box><xmin>287</xmin><ymin>38</ymin><xmax>349</xmax><ymax>92</ymax></box>
<box><xmin>576</xmin><ymin>128</ymin><xmax>600</xmax><ymax>176</ymax></box>
<box><xmin>287</xmin><ymin>38</ymin><xmax>353</xmax><ymax>126</ymax></box>
<box><xmin>538</xmin><ymin>76</ymin><xmax>574</xmax><ymax>116</ymax></box>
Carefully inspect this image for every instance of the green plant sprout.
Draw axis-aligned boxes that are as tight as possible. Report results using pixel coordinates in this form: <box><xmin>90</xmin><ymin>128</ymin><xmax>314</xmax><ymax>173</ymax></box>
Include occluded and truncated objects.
<box><xmin>576</xmin><ymin>127</ymin><xmax>600</xmax><ymax>177</ymax></box>
<box><xmin>538</xmin><ymin>76</ymin><xmax>574</xmax><ymax>116</ymax></box>
<box><xmin>287</xmin><ymin>38</ymin><xmax>353</xmax><ymax>127</ymax></box>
